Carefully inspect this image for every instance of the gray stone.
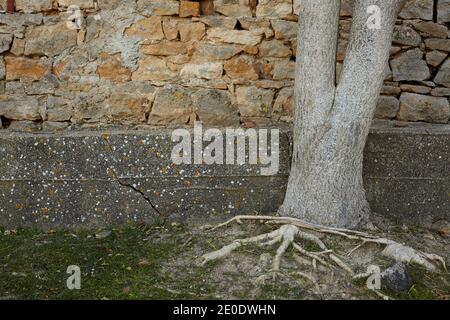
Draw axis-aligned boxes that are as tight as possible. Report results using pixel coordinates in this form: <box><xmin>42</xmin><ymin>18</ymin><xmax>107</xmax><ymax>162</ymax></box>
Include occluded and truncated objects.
<box><xmin>58</xmin><ymin>0</ymin><xmax>94</xmax><ymax>9</ymax></box>
<box><xmin>272</xmin><ymin>60</ymin><xmax>295</xmax><ymax>80</ymax></box>
<box><xmin>8</xmin><ymin>120</ymin><xmax>41</xmax><ymax>132</ymax></box>
<box><xmin>15</xmin><ymin>0</ymin><xmax>53</xmax><ymax>12</ymax></box>
<box><xmin>207</xmin><ymin>28</ymin><xmax>263</xmax><ymax>46</ymax></box>
<box><xmin>400</xmin><ymin>84</ymin><xmax>431</xmax><ymax>94</ymax></box>
<box><xmin>425</xmin><ymin>50</ymin><xmax>447</xmax><ymax>67</ymax></box>
<box><xmin>271</xmin><ymin>19</ymin><xmax>298</xmax><ymax>40</ymax></box>
<box><xmin>259</xmin><ymin>39</ymin><xmax>292</xmax><ymax>58</ymax></box>
<box><xmin>398</xmin><ymin>93</ymin><xmax>450</xmax><ymax>123</ymax></box>
<box><xmin>214</xmin><ymin>0</ymin><xmax>252</xmax><ymax>17</ymax></box>
<box><xmin>194</xmin><ymin>42</ymin><xmax>242</xmax><ymax>61</ymax></box>
<box><xmin>381</xmin><ymin>263</ymin><xmax>412</xmax><ymax>293</ymax></box>
<box><xmin>431</xmin><ymin>87</ymin><xmax>450</xmax><ymax>97</ymax></box>
<box><xmin>180</xmin><ymin>62</ymin><xmax>223</xmax><ymax>80</ymax></box>
<box><xmin>392</xmin><ymin>25</ymin><xmax>422</xmax><ymax>47</ymax></box>
<box><xmin>430</xmin><ymin>220</ymin><xmax>450</xmax><ymax>237</ymax></box>
<box><xmin>425</xmin><ymin>38</ymin><xmax>450</xmax><ymax>52</ymax></box>
<box><xmin>256</xmin><ymin>0</ymin><xmax>292</xmax><ymax>17</ymax></box>
<box><xmin>412</xmin><ymin>21</ymin><xmax>448</xmax><ymax>39</ymax></box>
<box><xmin>375</xmin><ymin>96</ymin><xmax>400</xmax><ymax>119</ymax></box>
<box><xmin>42</xmin><ymin>121</ymin><xmax>70</xmax><ymax>131</ymax></box>
<box><xmin>0</xmin><ymin>57</ymin><xmax>4</xmax><ymax>80</ymax></box>
<box><xmin>399</xmin><ymin>0</ymin><xmax>434</xmax><ymax>20</ymax></box>
<box><xmin>391</xmin><ymin>49</ymin><xmax>430</xmax><ymax>81</ymax></box>
<box><xmin>236</xmin><ymin>86</ymin><xmax>274</xmax><ymax>117</ymax></box>
<box><xmin>434</xmin><ymin>58</ymin><xmax>450</xmax><ymax>88</ymax></box>
<box><xmin>137</xmin><ymin>0</ymin><xmax>179</xmax><ymax>16</ymax></box>
<box><xmin>24</xmin><ymin>22</ymin><xmax>78</xmax><ymax>57</ymax></box>
<box><xmin>193</xmin><ymin>89</ymin><xmax>240</xmax><ymax>127</ymax></box>
<box><xmin>0</xmin><ymin>34</ymin><xmax>13</xmax><ymax>53</ymax></box>
<box><xmin>381</xmin><ymin>85</ymin><xmax>401</xmax><ymax>96</ymax></box>
<box><xmin>148</xmin><ymin>85</ymin><xmax>192</xmax><ymax>126</ymax></box>
<box><xmin>46</xmin><ymin>96</ymin><xmax>73</xmax><ymax>122</ymax></box>
<box><xmin>437</xmin><ymin>0</ymin><xmax>450</xmax><ymax>23</ymax></box>
<box><xmin>200</xmin><ymin>16</ymin><xmax>237</xmax><ymax>30</ymax></box>
<box><xmin>0</xmin><ymin>95</ymin><xmax>41</xmax><ymax>121</ymax></box>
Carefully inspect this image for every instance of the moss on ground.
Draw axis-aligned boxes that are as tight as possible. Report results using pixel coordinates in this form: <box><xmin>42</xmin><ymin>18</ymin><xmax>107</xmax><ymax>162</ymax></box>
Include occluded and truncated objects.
<box><xmin>0</xmin><ymin>222</ymin><xmax>448</xmax><ymax>300</ymax></box>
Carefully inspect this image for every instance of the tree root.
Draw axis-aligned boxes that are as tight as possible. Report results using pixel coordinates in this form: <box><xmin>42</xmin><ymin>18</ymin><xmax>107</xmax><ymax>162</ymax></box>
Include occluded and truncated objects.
<box><xmin>202</xmin><ymin>215</ymin><xmax>447</xmax><ymax>273</ymax></box>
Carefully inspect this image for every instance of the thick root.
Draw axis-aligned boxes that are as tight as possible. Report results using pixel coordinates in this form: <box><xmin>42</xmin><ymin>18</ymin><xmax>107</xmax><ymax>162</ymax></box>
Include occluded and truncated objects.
<box><xmin>205</xmin><ymin>215</ymin><xmax>446</xmax><ymax>272</ymax></box>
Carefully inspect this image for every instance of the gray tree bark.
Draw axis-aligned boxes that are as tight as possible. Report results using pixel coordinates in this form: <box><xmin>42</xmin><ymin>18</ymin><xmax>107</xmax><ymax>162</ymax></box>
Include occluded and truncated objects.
<box><xmin>280</xmin><ymin>0</ymin><xmax>406</xmax><ymax>228</ymax></box>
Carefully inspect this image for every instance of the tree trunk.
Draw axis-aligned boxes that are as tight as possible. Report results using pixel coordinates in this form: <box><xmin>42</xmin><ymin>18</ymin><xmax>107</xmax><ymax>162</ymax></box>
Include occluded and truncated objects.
<box><xmin>280</xmin><ymin>0</ymin><xmax>406</xmax><ymax>228</ymax></box>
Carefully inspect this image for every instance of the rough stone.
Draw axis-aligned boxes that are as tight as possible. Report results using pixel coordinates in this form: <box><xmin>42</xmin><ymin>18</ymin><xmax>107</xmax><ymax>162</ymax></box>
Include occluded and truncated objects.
<box><xmin>412</xmin><ymin>21</ymin><xmax>448</xmax><ymax>39</ymax></box>
<box><xmin>398</xmin><ymin>93</ymin><xmax>450</xmax><ymax>123</ymax></box>
<box><xmin>430</xmin><ymin>220</ymin><xmax>450</xmax><ymax>237</ymax></box>
<box><xmin>45</xmin><ymin>96</ymin><xmax>72</xmax><ymax>122</ymax></box>
<box><xmin>381</xmin><ymin>85</ymin><xmax>401</xmax><ymax>96</ymax></box>
<box><xmin>0</xmin><ymin>57</ymin><xmax>4</xmax><ymax>80</ymax></box>
<box><xmin>426</xmin><ymin>50</ymin><xmax>447</xmax><ymax>67</ymax></box>
<box><xmin>437</xmin><ymin>0</ymin><xmax>450</xmax><ymax>23</ymax></box>
<box><xmin>199</xmin><ymin>16</ymin><xmax>237</xmax><ymax>30</ymax></box>
<box><xmin>271</xmin><ymin>19</ymin><xmax>297</xmax><ymax>40</ymax></box>
<box><xmin>224</xmin><ymin>55</ymin><xmax>259</xmax><ymax>81</ymax></box>
<box><xmin>256</xmin><ymin>0</ymin><xmax>292</xmax><ymax>17</ymax></box>
<box><xmin>431</xmin><ymin>87</ymin><xmax>450</xmax><ymax>97</ymax></box>
<box><xmin>141</xmin><ymin>40</ymin><xmax>187</xmax><ymax>56</ymax></box>
<box><xmin>193</xmin><ymin>89</ymin><xmax>240</xmax><ymax>127</ymax></box>
<box><xmin>10</xmin><ymin>38</ymin><xmax>25</xmax><ymax>56</ymax></box>
<box><xmin>5</xmin><ymin>56</ymin><xmax>51</xmax><ymax>81</ymax></box>
<box><xmin>434</xmin><ymin>58</ymin><xmax>450</xmax><ymax>88</ymax></box>
<box><xmin>0</xmin><ymin>95</ymin><xmax>41</xmax><ymax>120</ymax></box>
<box><xmin>399</xmin><ymin>0</ymin><xmax>434</xmax><ymax>20</ymax></box>
<box><xmin>15</xmin><ymin>0</ymin><xmax>53</xmax><ymax>12</ymax></box>
<box><xmin>381</xmin><ymin>263</ymin><xmax>412</xmax><ymax>293</ymax></box>
<box><xmin>0</xmin><ymin>34</ymin><xmax>13</xmax><ymax>54</ymax></box>
<box><xmin>179</xmin><ymin>22</ymin><xmax>206</xmax><ymax>42</ymax></box>
<box><xmin>392</xmin><ymin>25</ymin><xmax>422</xmax><ymax>47</ymax></box>
<box><xmin>259</xmin><ymin>40</ymin><xmax>292</xmax><ymax>58</ymax></box>
<box><xmin>273</xmin><ymin>87</ymin><xmax>293</xmax><ymax>120</ymax></box>
<box><xmin>58</xmin><ymin>0</ymin><xmax>94</xmax><ymax>8</ymax></box>
<box><xmin>391</xmin><ymin>48</ymin><xmax>430</xmax><ymax>81</ymax></box>
<box><xmin>375</xmin><ymin>96</ymin><xmax>400</xmax><ymax>119</ymax></box>
<box><xmin>236</xmin><ymin>86</ymin><xmax>274</xmax><ymax>117</ymax></box>
<box><xmin>214</xmin><ymin>0</ymin><xmax>252</xmax><ymax>17</ymax></box>
<box><xmin>132</xmin><ymin>56</ymin><xmax>176</xmax><ymax>81</ymax></box>
<box><xmin>272</xmin><ymin>60</ymin><xmax>295</xmax><ymax>80</ymax></box>
<box><xmin>24</xmin><ymin>22</ymin><xmax>77</xmax><ymax>57</ymax></box>
<box><xmin>424</xmin><ymin>39</ymin><xmax>450</xmax><ymax>52</ymax></box>
<box><xmin>125</xmin><ymin>17</ymin><xmax>164</xmax><ymax>41</ymax></box>
<box><xmin>97</xmin><ymin>54</ymin><xmax>132</xmax><ymax>82</ymax></box>
<box><xmin>148</xmin><ymin>85</ymin><xmax>192</xmax><ymax>125</ymax></box>
<box><xmin>400</xmin><ymin>84</ymin><xmax>431</xmax><ymax>94</ymax></box>
<box><xmin>180</xmin><ymin>62</ymin><xmax>223</xmax><ymax>80</ymax></box>
<box><xmin>179</xmin><ymin>1</ymin><xmax>201</xmax><ymax>18</ymax></box>
<box><xmin>105</xmin><ymin>93</ymin><xmax>148</xmax><ymax>123</ymax></box>
<box><xmin>207</xmin><ymin>28</ymin><xmax>262</xmax><ymax>46</ymax></box>
<box><xmin>8</xmin><ymin>120</ymin><xmax>41</xmax><ymax>132</ymax></box>
<box><xmin>194</xmin><ymin>42</ymin><xmax>242</xmax><ymax>61</ymax></box>
<box><xmin>42</xmin><ymin>121</ymin><xmax>70</xmax><ymax>131</ymax></box>
<box><xmin>137</xmin><ymin>0</ymin><xmax>179</xmax><ymax>16</ymax></box>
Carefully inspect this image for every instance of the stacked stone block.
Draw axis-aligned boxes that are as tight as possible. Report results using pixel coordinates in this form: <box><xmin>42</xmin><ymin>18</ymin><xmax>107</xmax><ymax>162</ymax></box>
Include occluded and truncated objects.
<box><xmin>0</xmin><ymin>0</ymin><xmax>448</xmax><ymax>131</ymax></box>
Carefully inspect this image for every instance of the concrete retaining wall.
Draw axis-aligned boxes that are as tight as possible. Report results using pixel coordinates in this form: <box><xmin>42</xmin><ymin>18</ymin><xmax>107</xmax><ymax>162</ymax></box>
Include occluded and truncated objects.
<box><xmin>0</xmin><ymin>122</ymin><xmax>448</xmax><ymax>229</ymax></box>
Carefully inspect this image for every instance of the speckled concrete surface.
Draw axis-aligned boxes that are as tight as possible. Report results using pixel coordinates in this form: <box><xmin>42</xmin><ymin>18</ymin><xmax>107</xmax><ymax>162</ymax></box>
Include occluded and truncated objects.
<box><xmin>0</xmin><ymin>123</ymin><xmax>448</xmax><ymax>229</ymax></box>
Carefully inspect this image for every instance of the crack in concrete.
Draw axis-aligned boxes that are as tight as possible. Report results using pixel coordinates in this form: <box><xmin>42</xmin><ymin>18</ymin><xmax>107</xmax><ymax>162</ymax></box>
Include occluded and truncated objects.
<box><xmin>101</xmin><ymin>135</ymin><xmax>164</xmax><ymax>216</ymax></box>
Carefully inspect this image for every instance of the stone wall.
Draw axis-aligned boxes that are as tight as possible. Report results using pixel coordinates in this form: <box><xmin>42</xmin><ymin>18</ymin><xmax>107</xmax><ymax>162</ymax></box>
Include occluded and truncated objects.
<box><xmin>0</xmin><ymin>0</ymin><xmax>449</xmax><ymax>131</ymax></box>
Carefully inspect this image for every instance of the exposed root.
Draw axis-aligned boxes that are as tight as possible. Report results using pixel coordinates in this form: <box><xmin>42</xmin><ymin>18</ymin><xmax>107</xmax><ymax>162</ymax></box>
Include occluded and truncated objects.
<box><xmin>204</xmin><ymin>215</ymin><xmax>446</xmax><ymax>273</ymax></box>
